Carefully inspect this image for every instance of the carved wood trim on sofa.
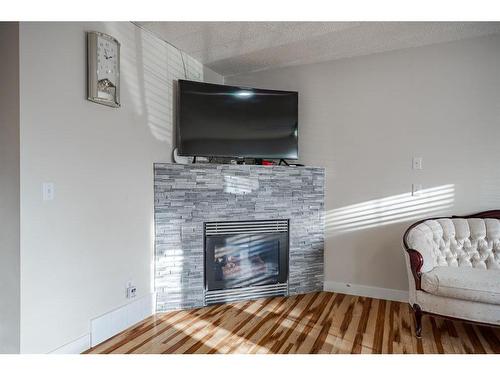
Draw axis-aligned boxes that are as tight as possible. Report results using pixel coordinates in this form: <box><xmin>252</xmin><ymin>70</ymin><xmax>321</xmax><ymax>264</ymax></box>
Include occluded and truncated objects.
<box><xmin>407</xmin><ymin>250</ymin><xmax>423</xmax><ymax>290</ymax></box>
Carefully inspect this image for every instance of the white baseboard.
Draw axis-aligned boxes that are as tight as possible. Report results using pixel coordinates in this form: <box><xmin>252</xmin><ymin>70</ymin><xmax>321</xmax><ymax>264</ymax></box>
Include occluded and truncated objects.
<box><xmin>324</xmin><ymin>281</ymin><xmax>408</xmax><ymax>303</ymax></box>
<box><xmin>90</xmin><ymin>293</ymin><xmax>155</xmax><ymax>348</ymax></box>
<box><xmin>49</xmin><ymin>334</ymin><xmax>91</xmax><ymax>354</ymax></box>
<box><xmin>48</xmin><ymin>293</ymin><xmax>155</xmax><ymax>354</ymax></box>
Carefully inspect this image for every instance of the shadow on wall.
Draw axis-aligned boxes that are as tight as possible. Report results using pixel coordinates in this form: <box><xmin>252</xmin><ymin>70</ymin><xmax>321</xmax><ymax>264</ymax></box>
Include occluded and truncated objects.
<box><xmin>325</xmin><ymin>184</ymin><xmax>455</xmax><ymax>237</ymax></box>
<box><xmin>105</xmin><ymin>23</ymin><xmax>204</xmax><ymax>145</ymax></box>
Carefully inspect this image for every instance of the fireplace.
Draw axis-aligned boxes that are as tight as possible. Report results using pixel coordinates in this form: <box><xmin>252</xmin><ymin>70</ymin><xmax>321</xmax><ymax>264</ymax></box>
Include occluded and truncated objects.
<box><xmin>154</xmin><ymin>163</ymin><xmax>324</xmax><ymax>311</ymax></box>
<box><xmin>204</xmin><ymin>220</ymin><xmax>289</xmax><ymax>304</ymax></box>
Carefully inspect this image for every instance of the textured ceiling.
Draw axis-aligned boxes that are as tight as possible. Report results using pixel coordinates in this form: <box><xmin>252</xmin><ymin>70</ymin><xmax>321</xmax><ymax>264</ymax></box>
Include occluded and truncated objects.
<box><xmin>136</xmin><ymin>22</ymin><xmax>500</xmax><ymax>77</ymax></box>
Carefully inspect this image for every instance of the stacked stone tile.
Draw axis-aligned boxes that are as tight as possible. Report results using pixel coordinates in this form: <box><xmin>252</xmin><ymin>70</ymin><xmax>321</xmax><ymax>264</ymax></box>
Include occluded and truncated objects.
<box><xmin>154</xmin><ymin>163</ymin><xmax>325</xmax><ymax>311</ymax></box>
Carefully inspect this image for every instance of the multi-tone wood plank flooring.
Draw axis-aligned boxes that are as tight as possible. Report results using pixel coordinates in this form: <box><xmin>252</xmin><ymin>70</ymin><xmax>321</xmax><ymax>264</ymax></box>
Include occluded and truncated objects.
<box><xmin>86</xmin><ymin>292</ymin><xmax>500</xmax><ymax>354</ymax></box>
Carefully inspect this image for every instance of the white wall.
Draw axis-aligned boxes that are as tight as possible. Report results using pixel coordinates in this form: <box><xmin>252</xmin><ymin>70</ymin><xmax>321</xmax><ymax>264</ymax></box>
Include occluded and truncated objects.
<box><xmin>227</xmin><ymin>34</ymin><xmax>500</xmax><ymax>294</ymax></box>
<box><xmin>19</xmin><ymin>22</ymin><xmax>222</xmax><ymax>353</ymax></box>
<box><xmin>0</xmin><ymin>22</ymin><xmax>20</xmax><ymax>354</ymax></box>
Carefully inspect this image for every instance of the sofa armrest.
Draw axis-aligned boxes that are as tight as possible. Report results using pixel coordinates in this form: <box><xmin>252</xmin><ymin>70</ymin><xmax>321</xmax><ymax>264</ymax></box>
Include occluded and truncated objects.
<box><xmin>403</xmin><ymin>224</ymin><xmax>438</xmax><ymax>273</ymax></box>
<box><xmin>406</xmin><ymin>249</ymin><xmax>423</xmax><ymax>290</ymax></box>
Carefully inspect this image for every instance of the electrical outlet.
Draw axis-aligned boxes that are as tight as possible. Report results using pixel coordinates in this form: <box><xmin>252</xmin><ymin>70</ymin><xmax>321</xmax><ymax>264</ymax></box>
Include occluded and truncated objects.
<box><xmin>126</xmin><ymin>281</ymin><xmax>137</xmax><ymax>299</ymax></box>
<box><xmin>126</xmin><ymin>285</ymin><xmax>137</xmax><ymax>299</ymax></box>
<box><xmin>412</xmin><ymin>157</ymin><xmax>423</xmax><ymax>170</ymax></box>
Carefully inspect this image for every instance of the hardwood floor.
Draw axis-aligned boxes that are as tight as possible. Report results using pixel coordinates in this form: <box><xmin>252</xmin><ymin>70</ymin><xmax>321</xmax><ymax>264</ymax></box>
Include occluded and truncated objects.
<box><xmin>85</xmin><ymin>292</ymin><xmax>500</xmax><ymax>354</ymax></box>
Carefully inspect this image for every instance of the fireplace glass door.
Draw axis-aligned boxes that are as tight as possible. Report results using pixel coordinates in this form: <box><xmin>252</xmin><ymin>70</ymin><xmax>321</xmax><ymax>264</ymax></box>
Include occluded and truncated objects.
<box><xmin>205</xmin><ymin>232</ymin><xmax>288</xmax><ymax>291</ymax></box>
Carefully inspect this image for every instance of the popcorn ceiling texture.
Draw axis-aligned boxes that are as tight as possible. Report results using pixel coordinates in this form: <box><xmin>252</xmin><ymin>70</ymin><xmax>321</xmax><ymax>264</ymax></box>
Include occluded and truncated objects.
<box><xmin>154</xmin><ymin>163</ymin><xmax>325</xmax><ymax>311</ymax></box>
<box><xmin>137</xmin><ymin>22</ymin><xmax>500</xmax><ymax>76</ymax></box>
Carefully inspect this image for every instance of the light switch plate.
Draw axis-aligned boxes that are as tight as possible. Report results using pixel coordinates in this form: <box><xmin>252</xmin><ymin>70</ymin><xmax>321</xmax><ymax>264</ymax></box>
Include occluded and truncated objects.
<box><xmin>412</xmin><ymin>157</ymin><xmax>423</xmax><ymax>170</ymax></box>
<box><xmin>42</xmin><ymin>182</ymin><xmax>55</xmax><ymax>201</ymax></box>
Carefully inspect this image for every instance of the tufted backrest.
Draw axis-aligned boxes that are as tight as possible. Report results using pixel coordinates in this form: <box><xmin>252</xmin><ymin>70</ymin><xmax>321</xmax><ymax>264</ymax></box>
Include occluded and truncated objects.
<box><xmin>406</xmin><ymin>218</ymin><xmax>500</xmax><ymax>273</ymax></box>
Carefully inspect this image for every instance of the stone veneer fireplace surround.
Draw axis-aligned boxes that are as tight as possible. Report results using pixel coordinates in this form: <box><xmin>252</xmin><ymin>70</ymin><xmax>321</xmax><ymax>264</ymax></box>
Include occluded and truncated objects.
<box><xmin>154</xmin><ymin>163</ymin><xmax>325</xmax><ymax>312</ymax></box>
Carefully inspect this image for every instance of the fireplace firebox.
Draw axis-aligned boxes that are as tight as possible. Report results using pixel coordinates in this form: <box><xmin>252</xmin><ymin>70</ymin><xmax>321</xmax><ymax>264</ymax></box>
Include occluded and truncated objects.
<box><xmin>204</xmin><ymin>220</ymin><xmax>289</xmax><ymax>305</ymax></box>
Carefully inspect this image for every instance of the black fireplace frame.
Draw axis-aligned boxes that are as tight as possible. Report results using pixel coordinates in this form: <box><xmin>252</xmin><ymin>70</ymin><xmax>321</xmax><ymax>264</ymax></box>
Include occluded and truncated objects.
<box><xmin>203</xmin><ymin>219</ymin><xmax>290</xmax><ymax>293</ymax></box>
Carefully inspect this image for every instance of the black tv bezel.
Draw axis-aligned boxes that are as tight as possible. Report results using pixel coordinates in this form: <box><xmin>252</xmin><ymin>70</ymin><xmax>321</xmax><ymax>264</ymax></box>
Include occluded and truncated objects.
<box><xmin>176</xmin><ymin>79</ymin><xmax>299</xmax><ymax>160</ymax></box>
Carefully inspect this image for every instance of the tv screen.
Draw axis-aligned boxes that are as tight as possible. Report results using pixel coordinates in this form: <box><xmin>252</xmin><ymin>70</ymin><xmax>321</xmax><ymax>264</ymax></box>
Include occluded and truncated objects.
<box><xmin>177</xmin><ymin>80</ymin><xmax>298</xmax><ymax>159</ymax></box>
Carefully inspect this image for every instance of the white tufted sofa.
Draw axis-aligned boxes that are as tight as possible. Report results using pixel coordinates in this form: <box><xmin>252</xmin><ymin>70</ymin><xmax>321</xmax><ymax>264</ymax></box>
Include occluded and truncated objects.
<box><xmin>403</xmin><ymin>211</ymin><xmax>500</xmax><ymax>337</ymax></box>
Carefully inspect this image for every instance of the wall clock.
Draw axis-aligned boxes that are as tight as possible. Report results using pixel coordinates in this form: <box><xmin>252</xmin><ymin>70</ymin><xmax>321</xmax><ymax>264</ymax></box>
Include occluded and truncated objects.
<box><xmin>87</xmin><ymin>31</ymin><xmax>120</xmax><ymax>108</ymax></box>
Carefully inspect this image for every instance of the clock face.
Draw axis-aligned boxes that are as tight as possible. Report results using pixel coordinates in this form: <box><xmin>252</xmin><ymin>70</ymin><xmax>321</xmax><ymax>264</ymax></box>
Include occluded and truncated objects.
<box><xmin>87</xmin><ymin>31</ymin><xmax>120</xmax><ymax>107</ymax></box>
<box><xmin>96</xmin><ymin>35</ymin><xmax>119</xmax><ymax>102</ymax></box>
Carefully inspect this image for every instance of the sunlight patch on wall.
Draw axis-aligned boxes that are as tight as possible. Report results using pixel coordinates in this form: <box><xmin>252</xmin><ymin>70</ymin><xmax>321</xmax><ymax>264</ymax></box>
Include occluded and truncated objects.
<box><xmin>105</xmin><ymin>23</ymin><xmax>143</xmax><ymax>117</ymax></box>
<box><xmin>139</xmin><ymin>29</ymin><xmax>172</xmax><ymax>143</ymax></box>
<box><xmin>105</xmin><ymin>23</ymin><xmax>204</xmax><ymax>143</ymax></box>
<box><xmin>326</xmin><ymin>184</ymin><xmax>455</xmax><ymax>235</ymax></box>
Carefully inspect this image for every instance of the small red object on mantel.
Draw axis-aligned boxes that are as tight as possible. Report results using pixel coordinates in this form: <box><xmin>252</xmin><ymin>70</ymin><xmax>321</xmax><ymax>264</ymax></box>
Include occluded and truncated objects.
<box><xmin>262</xmin><ymin>160</ymin><xmax>274</xmax><ymax>166</ymax></box>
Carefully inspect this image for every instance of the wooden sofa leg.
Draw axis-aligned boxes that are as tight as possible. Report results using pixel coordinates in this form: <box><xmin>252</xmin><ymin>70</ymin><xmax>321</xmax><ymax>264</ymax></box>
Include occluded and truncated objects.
<box><xmin>412</xmin><ymin>304</ymin><xmax>423</xmax><ymax>338</ymax></box>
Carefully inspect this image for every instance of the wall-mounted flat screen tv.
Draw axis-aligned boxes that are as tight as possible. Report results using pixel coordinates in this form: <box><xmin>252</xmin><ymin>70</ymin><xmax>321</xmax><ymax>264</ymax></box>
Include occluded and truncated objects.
<box><xmin>177</xmin><ymin>80</ymin><xmax>298</xmax><ymax>159</ymax></box>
